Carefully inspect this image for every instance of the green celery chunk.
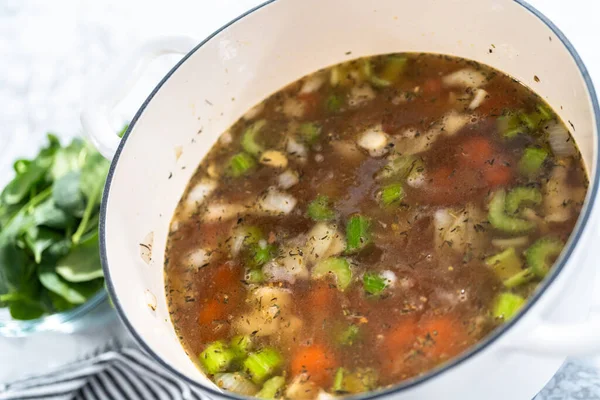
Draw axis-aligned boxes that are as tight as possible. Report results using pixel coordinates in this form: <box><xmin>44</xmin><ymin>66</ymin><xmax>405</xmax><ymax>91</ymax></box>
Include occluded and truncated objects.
<box><xmin>363</xmin><ymin>272</ymin><xmax>387</xmax><ymax>295</ymax></box>
<box><xmin>237</xmin><ymin>226</ymin><xmax>263</xmax><ymax>247</ymax></box>
<box><xmin>519</xmin><ymin>112</ymin><xmax>543</xmax><ymax>131</ymax></box>
<box><xmin>380</xmin><ymin>183</ymin><xmax>404</xmax><ymax>206</ymax></box>
<box><xmin>241</xmin><ymin>119</ymin><xmax>267</xmax><ymax>157</ymax></box>
<box><xmin>313</xmin><ymin>257</ymin><xmax>352</xmax><ymax>291</ymax></box>
<box><xmin>230</xmin><ymin>335</ymin><xmax>252</xmax><ymax>359</ymax></box>
<box><xmin>244</xmin><ymin>348</ymin><xmax>282</xmax><ymax>384</ymax></box>
<box><xmin>245</xmin><ymin>268</ymin><xmax>264</xmax><ymax>284</ymax></box>
<box><xmin>256</xmin><ymin>376</ymin><xmax>286</xmax><ymax>399</ymax></box>
<box><xmin>338</xmin><ymin>324</ymin><xmax>360</xmax><ymax>346</ymax></box>
<box><xmin>250</xmin><ymin>243</ymin><xmax>277</xmax><ymax>267</ymax></box>
<box><xmin>307</xmin><ymin>195</ymin><xmax>335</xmax><ymax>221</ymax></box>
<box><xmin>376</xmin><ymin>155</ymin><xmax>418</xmax><ymax>181</ymax></box>
<box><xmin>346</xmin><ymin>214</ymin><xmax>371</xmax><ymax>253</ymax></box>
<box><xmin>199</xmin><ymin>341</ymin><xmax>236</xmax><ymax>374</ymax></box>
<box><xmin>379</xmin><ymin>56</ymin><xmax>408</xmax><ymax>84</ymax></box>
<box><xmin>536</xmin><ymin>104</ymin><xmax>554</xmax><ymax>120</ymax></box>
<box><xmin>488</xmin><ymin>190</ymin><xmax>535</xmax><ymax>234</ymax></box>
<box><xmin>497</xmin><ymin>114</ymin><xmax>527</xmax><ymax>139</ymax></box>
<box><xmin>505</xmin><ymin>187</ymin><xmax>542</xmax><ymax>214</ymax></box>
<box><xmin>519</xmin><ymin>147</ymin><xmax>548</xmax><ymax>177</ymax></box>
<box><xmin>493</xmin><ymin>292</ymin><xmax>525</xmax><ymax>320</ymax></box>
<box><xmin>333</xmin><ymin>368</ymin><xmax>345</xmax><ymax>392</ymax></box>
<box><xmin>332</xmin><ymin>368</ymin><xmax>378</xmax><ymax>394</ymax></box>
<box><xmin>299</xmin><ymin>122</ymin><xmax>322</xmax><ymax>145</ymax></box>
<box><xmin>228</xmin><ymin>152</ymin><xmax>256</xmax><ymax>177</ymax></box>
<box><xmin>503</xmin><ymin>268</ymin><xmax>535</xmax><ymax>289</ymax></box>
<box><xmin>526</xmin><ymin>237</ymin><xmax>564</xmax><ymax>278</ymax></box>
<box><xmin>326</xmin><ymin>94</ymin><xmax>343</xmax><ymax>112</ymax></box>
<box><xmin>485</xmin><ymin>247</ymin><xmax>524</xmax><ymax>281</ymax></box>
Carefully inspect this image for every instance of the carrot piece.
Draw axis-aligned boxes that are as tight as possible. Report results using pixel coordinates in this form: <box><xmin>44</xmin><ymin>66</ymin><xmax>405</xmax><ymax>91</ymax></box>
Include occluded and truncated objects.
<box><xmin>198</xmin><ymin>298</ymin><xmax>226</xmax><ymax>325</ymax></box>
<box><xmin>418</xmin><ymin>315</ymin><xmax>468</xmax><ymax>359</ymax></box>
<box><xmin>383</xmin><ymin>320</ymin><xmax>418</xmax><ymax>352</ymax></box>
<box><xmin>423</xmin><ymin>78</ymin><xmax>442</xmax><ymax>95</ymax></box>
<box><xmin>459</xmin><ymin>137</ymin><xmax>493</xmax><ymax>168</ymax></box>
<box><xmin>212</xmin><ymin>263</ymin><xmax>241</xmax><ymax>288</ymax></box>
<box><xmin>291</xmin><ymin>344</ymin><xmax>337</xmax><ymax>387</ymax></box>
<box><xmin>484</xmin><ymin>162</ymin><xmax>513</xmax><ymax>187</ymax></box>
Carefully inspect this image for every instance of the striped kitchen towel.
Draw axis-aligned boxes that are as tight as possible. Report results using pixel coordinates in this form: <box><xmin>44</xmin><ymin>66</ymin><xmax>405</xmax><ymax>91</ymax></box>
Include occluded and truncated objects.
<box><xmin>0</xmin><ymin>347</ymin><xmax>205</xmax><ymax>400</ymax></box>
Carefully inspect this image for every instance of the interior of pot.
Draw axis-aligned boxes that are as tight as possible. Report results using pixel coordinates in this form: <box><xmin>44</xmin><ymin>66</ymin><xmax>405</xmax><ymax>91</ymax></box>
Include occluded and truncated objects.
<box><xmin>102</xmin><ymin>0</ymin><xmax>598</xmax><ymax>393</ymax></box>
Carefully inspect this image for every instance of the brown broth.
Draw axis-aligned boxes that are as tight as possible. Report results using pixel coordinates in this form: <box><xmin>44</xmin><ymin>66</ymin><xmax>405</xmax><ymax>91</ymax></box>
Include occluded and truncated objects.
<box><xmin>165</xmin><ymin>53</ymin><xmax>587</xmax><ymax>398</ymax></box>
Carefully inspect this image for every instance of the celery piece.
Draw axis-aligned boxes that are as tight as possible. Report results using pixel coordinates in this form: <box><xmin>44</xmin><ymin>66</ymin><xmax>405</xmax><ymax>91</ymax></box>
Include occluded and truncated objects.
<box><xmin>307</xmin><ymin>195</ymin><xmax>335</xmax><ymax>221</ymax></box>
<box><xmin>346</xmin><ymin>214</ymin><xmax>371</xmax><ymax>253</ymax></box>
<box><xmin>519</xmin><ymin>147</ymin><xmax>548</xmax><ymax>177</ymax></box>
<box><xmin>485</xmin><ymin>247</ymin><xmax>524</xmax><ymax>281</ymax></box>
<box><xmin>492</xmin><ymin>292</ymin><xmax>525</xmax><ymax>320</ymax></box>
<box><xmin>525</xmin><ymin>237</ymin><xmax>564</xmax><ymax>278</ymax></box>
<box><xmin>241</xmin><ymin>119</ymin><xmax>267</xmax><ymax>157</ymax></box>
<box><xmin>363</xmin><ymin>272</ymin><xmax>387</xmax><ymax>295</ymax></box>
<box><xmin>230</xmin><ymin>335</ymin><xmax>253</xmax><ymax>359</ymax></box>
<box><xmin>199</xmin><ymin>341</ymin><xmax>236</xmax><ymax>374</ymax></box>
<box><xmin>256</xmin><ymin>376</ymin><xmax>286</xmax><ymax>399</ymax></box>
<box><xmin>488</xmin><ymin>190</ymin><xmax>536</xmax><ymax>234</ymax></box>
<box><xmin>380</xmin><ymin>183</ymin><xmax>404</xmax><ymax>206</ymax></box>
<box><xmin>313</xmin><ymin>257</ymin><xmax>353</xmax><ymax>291</ymax></box>
<box><xmin>299</xmin><ymin>122</ymin><xmax>322</xmax><ymax>145</ymax></box>
<box><xmin>505</xmin><ymin>187</ymin><xmax>542</xmax><ymax>214</ymax></box>
<box><xmin>228</xmin><ymin>152</ymin><xmax>256</xmax><ymax>177</ymax></box>
<box><xmin>244</xmin><ymin>348</ymin><xmax>282</xmax><ymax>384</ymax></box>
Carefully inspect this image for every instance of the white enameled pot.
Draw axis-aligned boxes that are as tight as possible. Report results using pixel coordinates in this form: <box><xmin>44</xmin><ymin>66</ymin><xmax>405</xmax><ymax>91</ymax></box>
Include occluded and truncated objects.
<box><xmin>82</xmin><ymin>1</ymin><xmax>600</xmax><ymax>399</ymax></box>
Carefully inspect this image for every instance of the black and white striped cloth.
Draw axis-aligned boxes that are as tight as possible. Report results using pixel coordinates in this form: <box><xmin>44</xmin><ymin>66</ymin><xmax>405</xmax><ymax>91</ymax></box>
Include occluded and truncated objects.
<box><xmin>0</xmin><ymin>347</ymin><xmax>205</xmax><ymax>400</ymax></box>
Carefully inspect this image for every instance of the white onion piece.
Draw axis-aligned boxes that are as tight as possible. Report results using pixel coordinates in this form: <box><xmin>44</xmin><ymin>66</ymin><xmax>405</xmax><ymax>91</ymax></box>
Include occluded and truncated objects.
<box><xmin>316</xmin><ymin>390</ymin><xmax>337</xmax><ymax>400</ymax></box>
<box><xmin>287</xmin><ymin>137</ymin><xmax>308</xmax><ymax>161</ymax></box>
<box><xmin>263</xmin><ymin>250</ymin><xmax>308</xmax><ymax>284</ymax></box>
<box><xmin>357</xmin><ymin>125</ymin><xmax>389</xmax><ymax>157</ymax></box>
<box><xmin>283</xmin><ymin>97</ymin><xmax>305</xmax><ymax>118</ymax></box>
<box><xmin>381</xmin><ymin>270</ymin><xmax>397</xmax><ymax>287</ymax></box>
<box><xmin>442</xmin><ymin>68</ymin><xmax>487</xmax><ymax>88</ymax></box>
<box><xmin>243</xmin><ymin>103</ymin><xmax>265</xmax><ymax>121</ymax></box>
<box><xmin>300</xmin><ymin>74</ymin><xmax>325</xmax><ymax>94</ymax></box>
<box><xmin>278</xmin><ymin>169</ymin><xmax>300</xmax><ymax>189</ymax></box>
<box><xmin>214</xmin><ymin>373</ymin><xmax>258</xmax><ymax>396</ymax></box>
<box><xmin>491</xmin><ymin>236</ymin><xmax>530</xmax><ymax>249</ymax></box>
<box><xmin>257</xmin><ymin>190</ymin><xmax>297</xmax><ymax>215</ymax></box>
<box><xmin>544</xmin><ymin>166</ymin><xmax>572</xmax><ymax>222</ymax></box>
<box><xmin>187</xmin><ymin>249</ymin><xmax>211</xmax><ymax>269</ymax></box>
<box><xmin>286</xmin><ymin>375</ymin><xmax>318</xmax><ymax>400</ymax></box>
<box><xmin>219</xmin><ymin>130</ymin><xmax>233</xmax><ymax>145</ymax></box>
<box><xmin>468</xmin><ymin>88</ymin><xmax>488</xmax><ymax>110</ymax></box>
<box><xmin>348</xmin><ymin>83</ymin><xmax>375</xmax><ymax>107</ymax></box>
<box><xmin>203</xmin><ymin>203</ymin><xmax>245</xmax><ymax>222</ymax></box>
<box><xmin>185</xmin><ymin>179</ymin><xmax>216</xmax><ymax>210</ymax></box>
<box><xmin>305</xmin><ymin>223</ymin><xmax>336</xmax><ymax>265</ymax></box>
<box><xmin>441</xmin><ymin>111</ymin><xmax>470</xmax><ymax>135</ymax></box>
<box><xmin>546</xmin><ymin>121</ymin><xmax>575</xmax><ymax>157</ymax></box>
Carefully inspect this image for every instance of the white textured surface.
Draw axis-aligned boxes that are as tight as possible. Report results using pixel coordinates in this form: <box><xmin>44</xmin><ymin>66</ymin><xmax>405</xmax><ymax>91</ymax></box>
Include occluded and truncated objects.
<box><xmin>1</xmin><ymin>0</ymin><xmax>600</xmax><ymax>395</ymax></box>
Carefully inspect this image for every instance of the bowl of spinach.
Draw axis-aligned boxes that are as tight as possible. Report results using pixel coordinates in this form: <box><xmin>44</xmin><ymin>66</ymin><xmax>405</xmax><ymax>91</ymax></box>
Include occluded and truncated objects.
<box><xmin>0</xmin><ymin>130</ymin><xmax>119</xmax><ymax>335</ymax></box>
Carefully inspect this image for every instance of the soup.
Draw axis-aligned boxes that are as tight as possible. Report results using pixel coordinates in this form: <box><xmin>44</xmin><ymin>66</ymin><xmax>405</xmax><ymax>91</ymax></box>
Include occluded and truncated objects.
<box><xmin>165</xmin><ymin>53</ymin><xmax>587</xmax><ymax>398</ymax></box>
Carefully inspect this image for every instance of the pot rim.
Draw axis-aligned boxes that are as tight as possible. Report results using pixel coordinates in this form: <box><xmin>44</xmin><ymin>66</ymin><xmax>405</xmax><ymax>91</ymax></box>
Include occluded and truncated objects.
<box><xmin>99</xmin><ymin>0</ymin><xmax>600</xmax><ymax>398</ymax></box>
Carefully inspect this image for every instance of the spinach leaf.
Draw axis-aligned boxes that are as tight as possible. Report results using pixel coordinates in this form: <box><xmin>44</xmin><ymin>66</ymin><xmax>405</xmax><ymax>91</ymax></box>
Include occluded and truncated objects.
<box><xmin>56</xmin><ymin>232</ymin><xmax>102</xmax><ymax>282</ymax></box>
<box><xmin>1</xmin><ymin>162</ymin><xmax>49</xmax><ymax>205</ymax></box>
<box><xmin>32</xmin><ymin>199</ymin><xmax>75</xmax><ymax>230</ymax></box>
<box><xmin>48</xmin><ymin>290</ymin><xmax>76</xmax><ymax>312</ymax></box>
<box><xmin>52</xmin><ymin>171</ymin><xmax>86</xmax><ymax>217</ymax></box>
<box><xmin>24</xmin><ymin>227</ymin><xmax>64</xmax><ymax>264</ymax></box>
<box><xmin>48</xmin><ymin>138</ymin><xmax>86</xmax><ymax>181</ymax></box>
<box><xmin>38</xmin><ymin>264</ymin><xmax>91</xmax><ymax>304</ymax></box>
<box><xmin>0</xmin><ymin>242</ymin><xmax>30</xmax><ymax>295</ymax></box>
<box><xmin>9</xmin><ymin>299</ymin><xmax>45</xmax><ymax>320</ymax></box>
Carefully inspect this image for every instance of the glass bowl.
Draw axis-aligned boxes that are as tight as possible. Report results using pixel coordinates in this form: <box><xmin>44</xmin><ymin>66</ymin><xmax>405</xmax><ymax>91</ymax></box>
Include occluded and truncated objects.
<box><xmin>0</xmin><ymin>290</ymin><xmax>116</xmax><ymax>337</ymax></box>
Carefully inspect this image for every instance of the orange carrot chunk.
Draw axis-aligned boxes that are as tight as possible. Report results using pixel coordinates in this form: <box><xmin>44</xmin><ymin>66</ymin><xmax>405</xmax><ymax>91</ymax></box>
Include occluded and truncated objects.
<box><xmin>291</xmin><ymin>344</ymin><xmax>337</xmax><ymax>387</ymax></box>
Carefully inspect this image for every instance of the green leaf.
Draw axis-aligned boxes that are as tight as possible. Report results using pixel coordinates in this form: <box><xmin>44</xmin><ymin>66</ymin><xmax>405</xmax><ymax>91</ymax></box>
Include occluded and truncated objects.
<box><xmin>24</xmin><ymin>227</ymin><xmax>63</xmax><ymax>264</ymax></box>
<box><xmin>79</xmin><ymin>152</ymin><xmax>110</xmax><ymax>203</ymax></box>
<box><xmin>32</xmin><ymin>199</ymin><xmax>76</xmax><ymax>230</ymax></box>
<box><xmin>9</xmin><ymin>300</ymin><xmax>45</xmax><ymax>320</ymax></box>
<box><xmin>52</xmin><ymin>171</ymin><xmax>86</xmax><ymax>217</ymax></box>
<box><xmin>0</xmin><ymin>242</ymin><xmax>30</xmax><ymax>295</ymax></box>
<box><xmin>48</xmin><ymin>290</ymin><xmax>77</xmax><ymax>312</ymax></box>
<box><xmin>38</xmin><ymin>263</ymin><xmax>102</xmax><ymax>304</ymax></box>
<box><xmin>56</xmin><ymin>232</ymin><xmax>102</xmax><ymax>282</ymax></box>
<box><xmin>48</xmin><ymin>138</ymin><xmax>87</xmax><ymax>181</ymax></box>
<box><xmin>1</xmin><ymin>162</ymin><xmax>49</xmax><ymax>205</ymax></box>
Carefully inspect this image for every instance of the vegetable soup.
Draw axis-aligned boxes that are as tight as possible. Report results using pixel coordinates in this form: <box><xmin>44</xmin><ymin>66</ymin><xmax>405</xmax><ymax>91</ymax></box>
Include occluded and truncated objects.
<box><xmin>165</xmin><ymin>53</ymin><xmax>587</xmax><ymax>398</ymax></box>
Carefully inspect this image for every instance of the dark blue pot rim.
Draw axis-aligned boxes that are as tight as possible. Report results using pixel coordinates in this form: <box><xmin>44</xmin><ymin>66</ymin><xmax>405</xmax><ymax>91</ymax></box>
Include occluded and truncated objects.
<box><xmin>99</xmin><ymin>1</ymin><xmax>600</xmax><ymax>398</ymax></box>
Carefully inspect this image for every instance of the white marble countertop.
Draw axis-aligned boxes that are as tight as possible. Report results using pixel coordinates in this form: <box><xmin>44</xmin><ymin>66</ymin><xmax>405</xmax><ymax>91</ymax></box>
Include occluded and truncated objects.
<box><xmin>1</xmin><ymin>0</ymin><xmax>600</xmax><ymax>397</ymax></box>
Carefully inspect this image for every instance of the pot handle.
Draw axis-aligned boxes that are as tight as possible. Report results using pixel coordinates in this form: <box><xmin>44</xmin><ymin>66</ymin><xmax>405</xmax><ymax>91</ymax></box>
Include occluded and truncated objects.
<box><xmin>510</xmin><ymin>318</ymin><xmax>600</xmax><ymax>356</ymax></box>
<box><xmin>81</xmin><ymin>36</ymin><xmax>198</xmax><ymax>160</ymax></box>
